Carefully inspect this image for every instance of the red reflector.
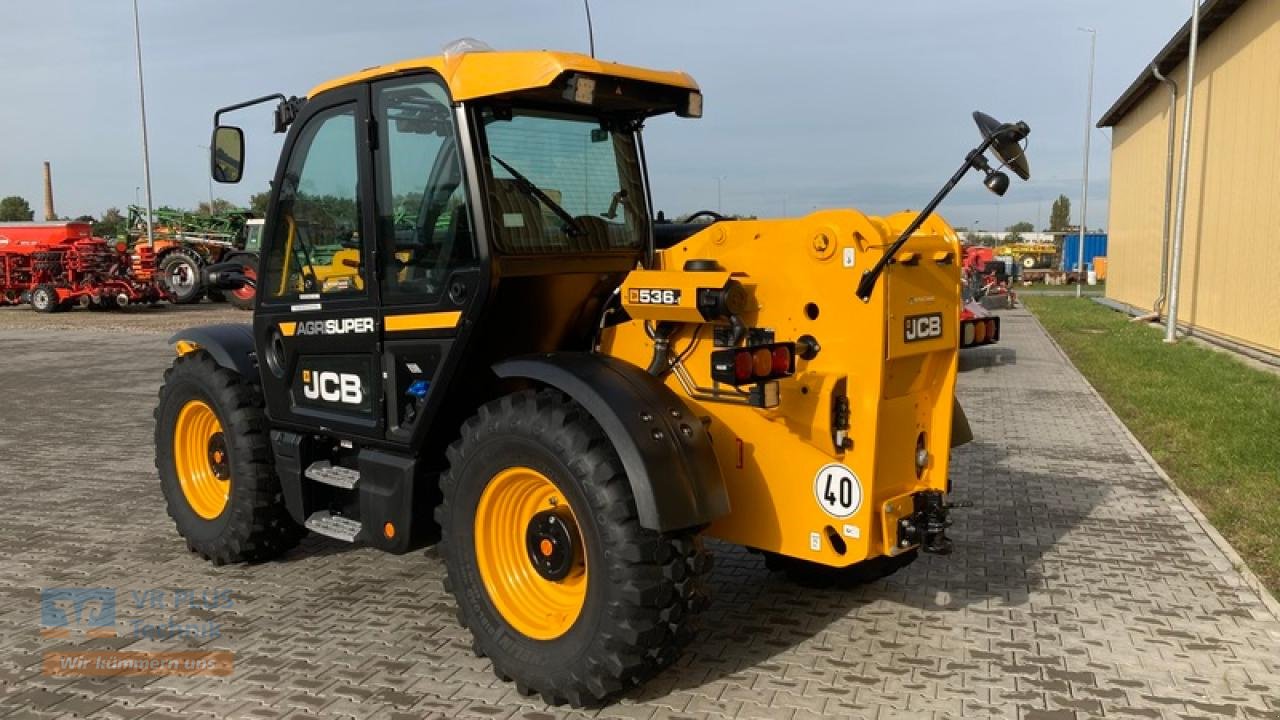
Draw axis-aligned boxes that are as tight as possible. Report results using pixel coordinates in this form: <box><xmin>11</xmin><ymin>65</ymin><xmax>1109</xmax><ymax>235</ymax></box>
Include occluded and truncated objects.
<box><xmin>752</xmin><ymin>348</ymin><xmax>772</xmax><ymax>377</ymax></box>
<box><xmin>733</xmin><ymin>351</ymin><xmax>753</xmax><ymax>382</ymax></box>
<box><xmin>771</xmin><ymin>346</ymin><xmax>791</xmax><ymax>374</ymax></box>
<box><xmin>988</xmin><ymin>319</ymin><xmax>997</xmax><ymax>340</ymax></box>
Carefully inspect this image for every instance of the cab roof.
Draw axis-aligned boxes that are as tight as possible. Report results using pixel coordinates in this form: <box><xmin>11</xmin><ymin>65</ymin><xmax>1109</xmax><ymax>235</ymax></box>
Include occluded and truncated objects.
<box><xmin>308</xmin><ymin>49</ymin><xmax>699</xmax><ymax>102</ymax></box>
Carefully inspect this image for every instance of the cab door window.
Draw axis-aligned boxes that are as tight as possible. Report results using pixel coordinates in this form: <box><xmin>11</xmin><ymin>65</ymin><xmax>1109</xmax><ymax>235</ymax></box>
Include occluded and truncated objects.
<box><xmin>263</xmin><ymin>104</ymin><xmax>365</xmax><ymax>300</ymax></box>
<box><xmin>375</xmin><ymin>77</ymin><xmax>474</xmax><ymax>304</ymax></box>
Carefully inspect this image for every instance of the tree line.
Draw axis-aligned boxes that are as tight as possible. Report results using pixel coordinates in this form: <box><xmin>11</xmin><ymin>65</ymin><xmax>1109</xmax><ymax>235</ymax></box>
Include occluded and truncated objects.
<box><xmin>0</xmin><ymin>191</ymin><xmax>272</xmax><ymax>239</ymax></box>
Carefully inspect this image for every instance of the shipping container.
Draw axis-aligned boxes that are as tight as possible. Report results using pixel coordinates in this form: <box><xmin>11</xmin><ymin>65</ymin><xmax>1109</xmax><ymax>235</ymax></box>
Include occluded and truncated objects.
<box><xmin>1060</xmin><ymin>233</ymin><xmax>1108</xmax><ymax>272</ymax></box>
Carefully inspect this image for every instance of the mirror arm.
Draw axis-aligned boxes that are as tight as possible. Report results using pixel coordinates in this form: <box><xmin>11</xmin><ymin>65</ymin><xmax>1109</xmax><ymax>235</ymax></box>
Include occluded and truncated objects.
<box><xmin>214</xmin><ymin>93</ymin><xmax>305</xmax><ymax>134</ymax></box>
<box><xmin>214</xmin><ymin>94</ymin><xmax>286</xmax><ymax>126</ymax></box>
<box><xmin>855</xmin><ymin>135</ymin><xmax>997</xmax><ymax>302</ymax></box>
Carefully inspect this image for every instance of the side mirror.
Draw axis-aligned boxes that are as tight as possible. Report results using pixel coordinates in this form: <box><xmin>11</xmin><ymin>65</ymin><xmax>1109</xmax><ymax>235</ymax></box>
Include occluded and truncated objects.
<box><xmin>203</xmin><ymin>261</ymin><xmax>249</xmax><ymax>290</ymax></box>
<box><xmin>211</xmin><ymin>126</ymin><xmax>245</xmax><ymax>183</ymax></box>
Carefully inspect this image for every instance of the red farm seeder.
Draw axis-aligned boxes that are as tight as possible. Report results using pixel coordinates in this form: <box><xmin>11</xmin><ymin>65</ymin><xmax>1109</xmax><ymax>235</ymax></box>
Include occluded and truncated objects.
<box><xmin>0</xmin><ymin>221</ymin><xmax>162</xmax><ymax>312</ymax></box>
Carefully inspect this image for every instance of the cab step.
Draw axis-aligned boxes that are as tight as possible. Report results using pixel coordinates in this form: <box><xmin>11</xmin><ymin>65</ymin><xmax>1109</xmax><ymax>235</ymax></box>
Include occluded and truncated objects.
<box><xmin>305</xmin><ymin>461</ymin><xmax>359</xmax><ymax>490</ymax></box>
<box><xmin>304</xmin><ymin>511</ymin><xmax>362</xmax><ymax>542</ymax></box>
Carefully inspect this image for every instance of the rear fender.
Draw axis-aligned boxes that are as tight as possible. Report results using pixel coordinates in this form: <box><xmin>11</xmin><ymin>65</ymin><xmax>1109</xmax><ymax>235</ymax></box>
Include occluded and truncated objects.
<box><xmin>951</xmin><ymin>396</ymin><xmax>973</xmax><ymax>448</ymax></box>
<box><xmin>493</xmin><ymin>353</ymin><xmax>730</xmax><ymax>533</ymax></box>
<box><xmin>169</xmin><ymin>324</ymin><xmax>258</xmax><ymax>382</ymax></box>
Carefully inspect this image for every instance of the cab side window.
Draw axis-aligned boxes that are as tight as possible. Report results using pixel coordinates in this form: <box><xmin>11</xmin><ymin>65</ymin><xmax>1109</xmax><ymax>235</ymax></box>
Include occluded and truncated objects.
<box><xmin>375</xmin><ymin>78</ymin><xmax>473</xmax><ymax>304</ymax></box>
<box><xmin>263</xmin><ymin>104</ymin><xmax>364</xmax><ymax>299</ymax></box>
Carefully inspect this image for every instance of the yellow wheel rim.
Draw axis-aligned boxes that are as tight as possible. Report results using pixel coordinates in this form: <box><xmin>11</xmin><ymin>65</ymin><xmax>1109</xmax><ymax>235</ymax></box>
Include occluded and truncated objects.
<box><xmin>173</xmin><ymin>399</ymin><xmax>231</xmax><ymax>520</ymax></box>
<box><xmin>473</xmin><ymin>467</ymin><xmax>588</xmax><ymax>640</ymax></box>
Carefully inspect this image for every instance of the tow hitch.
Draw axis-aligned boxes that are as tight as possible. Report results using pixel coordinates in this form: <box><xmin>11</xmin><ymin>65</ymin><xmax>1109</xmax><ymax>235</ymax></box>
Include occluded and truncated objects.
<box><xmin>897</xmin><ymin>490</ymin><xmax>971</xmax><ymax>555</ymax></box>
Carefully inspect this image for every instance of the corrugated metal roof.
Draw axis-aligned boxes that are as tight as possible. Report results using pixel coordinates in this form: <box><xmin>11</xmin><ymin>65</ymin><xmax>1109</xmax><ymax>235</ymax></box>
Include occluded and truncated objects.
<box><xmin>1096</xmin><ymin>0</ymin><xmax>1248</xmax><ymax>128</ymax></box>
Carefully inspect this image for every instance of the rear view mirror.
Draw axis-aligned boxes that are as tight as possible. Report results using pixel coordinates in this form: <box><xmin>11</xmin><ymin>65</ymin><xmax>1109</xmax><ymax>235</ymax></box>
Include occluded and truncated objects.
<box><xmin>211</xmin><ymin>126</ymin><xmax>244</xmax><ymax>183</ymax></box>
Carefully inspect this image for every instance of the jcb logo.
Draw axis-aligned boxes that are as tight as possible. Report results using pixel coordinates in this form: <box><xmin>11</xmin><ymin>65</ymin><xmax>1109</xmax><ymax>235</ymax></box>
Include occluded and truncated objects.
<box><xmin>629</xmin><ymin>288</ymin><xmax>681</xmax><ymax>305</ymax></box>
<box><xmin>301</xmin><ymin>370</ymin><xmax>363</xmax><ymax>405</ymax></box>
<box><xmin>904</xmin><ymin>313</ymin><xmax>943</xmax><ymax>342</ymax></box>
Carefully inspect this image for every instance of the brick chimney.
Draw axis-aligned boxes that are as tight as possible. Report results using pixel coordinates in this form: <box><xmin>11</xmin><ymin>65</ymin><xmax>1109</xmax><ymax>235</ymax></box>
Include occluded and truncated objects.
<box><xmin>43</xmin><ymin>161</ymin><xmax>56</xmax><ymax>221</ymax></box>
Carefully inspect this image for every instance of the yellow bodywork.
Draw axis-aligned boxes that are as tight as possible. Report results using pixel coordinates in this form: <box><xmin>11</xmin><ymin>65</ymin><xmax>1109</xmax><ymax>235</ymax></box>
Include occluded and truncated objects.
<box><xmin>309</xmin><ymin>50</ymin><xmax>698</xmax><ymax>100</ymax></box>
<box><xmin>600</xmin><ymin>212</ymin><xmax>963</xmax><ymax>567</ymax></box>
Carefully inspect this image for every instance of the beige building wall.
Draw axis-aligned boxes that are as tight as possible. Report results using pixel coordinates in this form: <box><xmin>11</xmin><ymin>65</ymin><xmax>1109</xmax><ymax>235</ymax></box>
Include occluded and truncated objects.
<box><xmin>1105</xmin><ymin>0</ymin><xmax>1280</xmax><ymax>353</ymax></box>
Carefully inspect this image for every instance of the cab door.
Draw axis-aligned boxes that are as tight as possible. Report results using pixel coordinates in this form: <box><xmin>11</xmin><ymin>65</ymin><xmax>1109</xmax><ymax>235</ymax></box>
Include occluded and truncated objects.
<box><xmin>369</xmin><ymin>74</ymin><xmax>484</xmax><ymax>445</ymax></box>
<box><xmin>253</xmin><ymin>84</ymin><xmax>383</xmax><ymax>439</ymax></box>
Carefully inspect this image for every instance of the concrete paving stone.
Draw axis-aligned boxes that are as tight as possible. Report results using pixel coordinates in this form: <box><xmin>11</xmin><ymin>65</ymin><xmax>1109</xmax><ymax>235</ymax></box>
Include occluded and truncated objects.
<box><xmin>1</xmin><ymin>308</ymin><xmax>1279</xmax><ymax>720</ymax></box>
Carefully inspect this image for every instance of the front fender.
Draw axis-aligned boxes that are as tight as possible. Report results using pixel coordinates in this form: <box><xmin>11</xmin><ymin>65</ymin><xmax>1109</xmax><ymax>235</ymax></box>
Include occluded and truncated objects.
<box><xmin>169</xmin><ymin>324</ymin><xmax>257</xmax><ymax>382</ymax></box>
<box><xmin>493</xmin><ymin>353</ymin><xmax>730</xmax><ymax>533</ymax></box>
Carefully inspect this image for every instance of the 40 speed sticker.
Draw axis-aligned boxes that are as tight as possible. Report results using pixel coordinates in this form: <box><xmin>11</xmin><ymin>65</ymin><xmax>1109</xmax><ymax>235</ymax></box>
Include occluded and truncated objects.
<box><xmin>814</xmin><ymin>463</ymin><xmax>862</xmax><ymax>518</ymax></box>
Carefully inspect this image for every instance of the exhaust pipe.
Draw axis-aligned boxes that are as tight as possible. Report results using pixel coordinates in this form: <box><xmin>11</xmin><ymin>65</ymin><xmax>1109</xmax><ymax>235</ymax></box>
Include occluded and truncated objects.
<box><xmin>116</xmin><ymin>293</ymin><xmax>131</xmax><ymax>307</ymax></box>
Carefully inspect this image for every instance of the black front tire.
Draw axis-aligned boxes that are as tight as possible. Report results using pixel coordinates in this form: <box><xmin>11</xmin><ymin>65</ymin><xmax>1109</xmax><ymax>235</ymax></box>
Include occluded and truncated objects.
<box><xmin>154</xmin><ymin>350</ymin><xmax>304</xmax><ymax>564</ymax></box>
<box><xmin>437</xmin><ymin>390</ymin><xmax>710</xmax><ymax>707</ymax></box>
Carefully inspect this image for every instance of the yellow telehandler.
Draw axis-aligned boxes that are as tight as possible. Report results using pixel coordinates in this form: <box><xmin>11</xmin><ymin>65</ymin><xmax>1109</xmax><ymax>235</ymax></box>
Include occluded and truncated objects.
<box><xmin>156</xmin><ymin>45</ymin><xmax>1030</xmax><ymax>705</ymax></box>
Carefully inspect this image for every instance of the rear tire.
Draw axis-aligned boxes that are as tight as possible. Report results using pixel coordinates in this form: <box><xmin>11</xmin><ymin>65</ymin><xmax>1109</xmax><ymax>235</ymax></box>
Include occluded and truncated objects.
<box><xmin>437</xmin><ymin>390</ymin><xmax>710</xmax><ymax>707</ymax></box>
<box><xmin>158</xmin><ymin>249</ymin><xmax>205</xmax><ymax>305</ymax></box>
<box><xmin>29</xmin><ymin>285</ymin><xmax>63</xmax><ymax>313</ymax></box>
<box><xmin>763</xmin><ymin>549</ymin><xmax>918</xmax><ymax>588</ymax></box>
<box><xmin>154</xmin><ymin>350</ymin><xmax>304</xmax><ymax>564</ymax></box>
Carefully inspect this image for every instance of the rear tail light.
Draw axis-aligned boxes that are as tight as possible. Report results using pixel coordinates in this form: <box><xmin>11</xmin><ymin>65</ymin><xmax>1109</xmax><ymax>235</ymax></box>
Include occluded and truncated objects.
<box><xmin>733</xmin><ymin>352</ymin><xmax>753</xmax><ymax>383</ymax></box>
<box><xmin>959</xmin><ymin>316</ymin><xmax>1001</xmax><ymax>349</ymax></box>
<box><xmin>771</xmin><ymin>346</ymin><xmax>791</xmax><ymax>374</ymax></box>
<box><xmin>712</xmin><ymin>342</ymin><xmax>796</xmax><ymax>387</ymax></box>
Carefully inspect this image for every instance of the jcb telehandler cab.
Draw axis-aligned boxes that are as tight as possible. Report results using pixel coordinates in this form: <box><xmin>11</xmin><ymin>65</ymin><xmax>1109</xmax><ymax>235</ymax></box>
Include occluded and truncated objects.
<box><xmin>156</xmin><ymin>45</ymin><xmax>1029</xmax><ymax>706</ymax></box>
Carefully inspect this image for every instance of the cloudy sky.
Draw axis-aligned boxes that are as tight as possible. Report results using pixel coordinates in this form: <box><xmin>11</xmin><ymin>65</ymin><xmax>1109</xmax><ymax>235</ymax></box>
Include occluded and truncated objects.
<box><xmin>1</xmin><ymin>1</ymin><xmax>1191</xmax><ymax>231</ymax></box>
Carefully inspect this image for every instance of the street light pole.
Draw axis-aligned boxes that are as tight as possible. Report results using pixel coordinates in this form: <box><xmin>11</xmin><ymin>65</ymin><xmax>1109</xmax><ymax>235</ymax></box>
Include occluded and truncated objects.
<box><xmin>1076</xmin><ymin>26</ymin><xmax>1096</xmax><ymax>298</ymax></box>
<box><xmin>132</xmin><ymin>0</ymin><xmax>155</xmax><ymax>247</ymax></box>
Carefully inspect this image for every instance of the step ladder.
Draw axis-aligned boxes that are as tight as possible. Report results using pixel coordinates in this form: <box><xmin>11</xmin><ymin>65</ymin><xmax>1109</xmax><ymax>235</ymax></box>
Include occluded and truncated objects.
<box><xmin>305</xmin><ymin>460</ymin><xmax>359</xmax><ymax>489</ymax></box>
<box><xmin>304</xmin><ymin>510</ymin><xmax>363</xmax><ymax>542</ymax></box>
<box><xmin>302</xmin><ymin>461</ymin><xmax>362</xmax><ymax>541</ymax></box>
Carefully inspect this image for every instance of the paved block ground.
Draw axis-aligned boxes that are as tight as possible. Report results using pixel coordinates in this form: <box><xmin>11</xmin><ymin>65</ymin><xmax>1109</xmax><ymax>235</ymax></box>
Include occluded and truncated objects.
<box><xmin>0</xmin><ymin>308</ymin><xmax>1277</xmax><ymax>719</ymax></box>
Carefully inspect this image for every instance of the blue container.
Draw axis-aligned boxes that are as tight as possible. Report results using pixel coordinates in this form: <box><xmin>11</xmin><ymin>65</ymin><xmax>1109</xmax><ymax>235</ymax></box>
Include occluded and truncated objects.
<box><xmin>1060</xmin><ymin>233</ymin><xmax>1108</xmax><ymax>271</ymax></box>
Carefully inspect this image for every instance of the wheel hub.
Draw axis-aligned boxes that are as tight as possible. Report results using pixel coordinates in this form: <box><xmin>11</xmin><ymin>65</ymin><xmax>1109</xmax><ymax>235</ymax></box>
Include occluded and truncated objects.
<box><xmin>206</xmin><ymin>433</ymin><xmax>230</xmax><ymax>480</ymax></box>
<box><xmin>525</xmin><ymin>509</ymin><xmax>579</xmax><ymax>581</ymax></box>
<box><xmin>473</xmin><ymin>466</ymin><xmax>589</xmax><ymax>640</ymax></box>
<box><xmin>170</xmin><ymin>265</ymin><xmax>195</xmax><ymax>290</ymax></box>
<box><xmin>173</xmin><ymin>399</ymin><xmax>231</xmax><ymax>520</ymax></box>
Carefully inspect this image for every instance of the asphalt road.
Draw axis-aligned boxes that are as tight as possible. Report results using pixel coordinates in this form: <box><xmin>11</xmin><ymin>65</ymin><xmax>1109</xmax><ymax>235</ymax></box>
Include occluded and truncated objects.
<box><xmin>0</xmin><ymin>307</ymin><xmax>1277</xmax><ymax>719</ymax></box>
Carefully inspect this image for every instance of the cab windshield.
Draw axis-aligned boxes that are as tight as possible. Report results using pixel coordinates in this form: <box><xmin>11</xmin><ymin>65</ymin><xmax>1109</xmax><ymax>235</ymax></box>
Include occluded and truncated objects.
<box><xmin>478</xmin><ymin>107</ymin><xmax>647</xmax><ymax>254</ymax></box>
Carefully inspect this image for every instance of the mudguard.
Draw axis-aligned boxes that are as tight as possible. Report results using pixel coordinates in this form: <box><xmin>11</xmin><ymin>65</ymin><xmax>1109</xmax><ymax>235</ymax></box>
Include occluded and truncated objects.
<box><xmin>494</xmin><ymin>353</ymin><xmax>730</xmax><ymax>533</ymax></box>
<box><xmin>169</xmin><ymin>324</ymin><xmax>258</xmax><ymax>381</ymax></box>
<box><xmin>951</xmin><ymin>396</ymin><xmax>973</xmax><ymax>447</ymax></box>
